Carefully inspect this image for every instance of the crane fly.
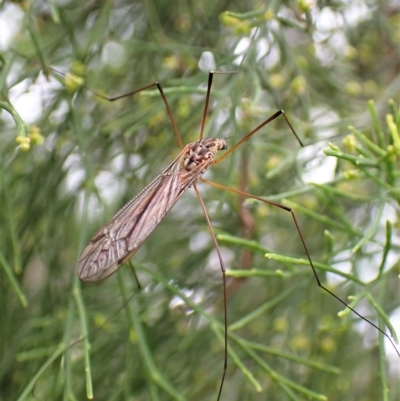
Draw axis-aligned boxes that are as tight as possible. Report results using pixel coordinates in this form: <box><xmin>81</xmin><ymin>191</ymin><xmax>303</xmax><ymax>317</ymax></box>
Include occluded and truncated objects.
<box><xmin>76</xmin><ymin>137</ymin><xmax>228</xmax><ymax>281</ymax></box>
<box><xmin>71</xmin><ymin>70</ymin><xmax>400</xmax><ymax>400</ymax></box>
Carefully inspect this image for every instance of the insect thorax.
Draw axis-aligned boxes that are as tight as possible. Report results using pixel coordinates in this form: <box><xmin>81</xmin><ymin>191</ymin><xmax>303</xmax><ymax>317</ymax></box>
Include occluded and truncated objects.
<box><xmin>183</xmin><ymin>138</ymin><xmax>227</xmax><ymax>171</ymax></box>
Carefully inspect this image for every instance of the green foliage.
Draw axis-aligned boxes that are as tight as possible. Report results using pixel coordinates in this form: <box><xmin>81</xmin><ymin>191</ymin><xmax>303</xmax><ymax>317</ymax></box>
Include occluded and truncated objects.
<box><xmin>0</xmin><ymin>1</ymin><xmax>399</xmax><ymax>401</ymax></box>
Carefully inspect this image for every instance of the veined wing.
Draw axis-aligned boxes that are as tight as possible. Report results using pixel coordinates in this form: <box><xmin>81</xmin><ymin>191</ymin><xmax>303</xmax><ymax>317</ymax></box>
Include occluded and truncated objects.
<box><xmin>77</xmin><ymin>145</ymin><xmax>197</xmax><ymax>282</ymax></box>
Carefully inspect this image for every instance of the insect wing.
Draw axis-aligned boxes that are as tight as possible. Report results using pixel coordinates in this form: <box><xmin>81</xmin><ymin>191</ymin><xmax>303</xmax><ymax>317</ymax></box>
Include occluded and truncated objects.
<box><xmin>77</xmin><ymin>149</ymin><xmax>190</xmax><ymax>282</ymax></box>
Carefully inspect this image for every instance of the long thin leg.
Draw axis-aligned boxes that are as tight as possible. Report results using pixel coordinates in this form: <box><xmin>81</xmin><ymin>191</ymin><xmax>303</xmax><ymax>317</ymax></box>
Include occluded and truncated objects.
<box><xmin>192</xmin><ymin>184</ymin><xmax>228</xmax><ymax>401</ymax></box>
<box><xmin>200</xmin><ymin>178</ymin><xmax>400</xmax><ymax>358</ymax></box>
<box><xmin>50</xmin><ymin>67</ymin><xmax>184</xmax><ymax>149</ymax></box>
<box><xmin>128</xmin><ymin>261</ymin><xmax>142</xmax><ymax>290</ymax></box>
<box><xmin>99</xmin><ymin>82</ymin><xmax>183</xmax><ymax>149</ymax></box>
<box><xmin>196</xmin><ymin>73</ymin><xmax>309</xmax><ymax>400</ymax></box>
<box><xmin>90</xmin><ymin>81</ymin><xmax>184</xmax><ymax>150</ymax></box>
<box><xmin>215</xmin><ymin>110</ymin><xmax>303</xmax><ymax>164</ymax></box>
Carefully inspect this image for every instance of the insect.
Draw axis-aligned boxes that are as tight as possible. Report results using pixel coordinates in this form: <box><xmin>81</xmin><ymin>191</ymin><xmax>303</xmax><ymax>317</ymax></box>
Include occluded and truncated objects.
<box><xmin>73</xmin><ymin>70</ymin><xmax>399</xmax><ymax>400</ymax></box>
<box><xmin>76</xmin><ymin>136</ymin><xmax>228</xmax><ymax>282</ymax></box>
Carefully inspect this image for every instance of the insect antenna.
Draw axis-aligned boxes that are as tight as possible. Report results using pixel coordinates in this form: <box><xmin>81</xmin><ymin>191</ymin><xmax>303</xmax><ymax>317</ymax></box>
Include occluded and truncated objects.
<box><xmin>200</xmin><ymin>71</ymin><xmax>237</xmax><ymax>140</ymax></box>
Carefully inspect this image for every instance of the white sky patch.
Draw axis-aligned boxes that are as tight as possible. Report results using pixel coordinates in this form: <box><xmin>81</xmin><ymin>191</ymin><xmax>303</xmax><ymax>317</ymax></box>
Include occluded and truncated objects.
<box><xmin>0</xmin><ymin>3</ymin><xmax>24</xmax><ymax>50</ymax></box>
<box><xmin>352</xmin><ymin>304</ymin><xmax>380</xmax><ymax>349</ymax></box>
<box><xmin>371</xmin><ymin>202</ymin><xmax>400</xmax><ymax>274</ymax></box>
<box><xmin>328</xmin><ymin>30</ymin><xmax>349</xmax><ymax>54</ymax></box>
<box><xmin>380</xmin><ymin>203</ymin><xmax>400</xmax><ymax>253</ymax></box>
<box><xmin>255</xmin><ymin>37</ymin><xmax>270</xmax><ymax>60</ymax></box>
<box><xmin>65</xmin><ymin>166</ymin><xmax>86</xmax><ymax>194</ymax></box>
<box><xmin>352</xmin><ymin>304</ymin><xmax>400</xmax><ymax>377</ymax></box>
<box><xmin>301</xmin><ymin>149</ymin><xmax>336</xmax><ymax>184</ymax></box>
<box><xmin>120</xmin><ymin>21</ymin><xmax>134</xmax><ymax>41</ymax></box>
<box><xmin>95</xmin><ymin>170</ymin><xmax>126</xmax><ymax>205</ymax></box>
<box><xmin>312</xmin><ymin>7</ymin><xmax>347</xmax><ymax>65</ymax></box>
<box><xmin>63</xmin><ymin>152</ymin><xmax>81</xmax><ymax>171</ymax></box>
<box><xmin>205</xmin><ymin>246</ymin><xmax>234</xmax><ymax>273</ymax></box>
<box><xmin>386</xmin><ymin>307</ymin><xmax>400</xmax><ymax>376</ymax></box>
<box><xmin>12</xmin><ymin>91</ymin><xmax>46</xmax><ymax>124</ymax></box>
<box><xmin>129</xmin><ymin>153</ymin><xmax>143</xmax><ymax>169</ymax></box>
<box><xmin>309</xmin><ymin>105</ymin><xmax>341</xmax><ymax>139</ymax></box>
<box><xmin>326</xmin><ymin>249</ymin><xmax>353</xmax><ymax>286</ymax></box>
<box><xmin>77</xmin><ymin>191</ymin><xmax>103</xmax><ymax>222</ymax></box>
<box><xmin>198</xmin><ymin>51</ymin><xmax>216</xmax><ymax>72</ymax></box>
<box><xmin>9</xmin><ymin>72</ymin><xmax>62</xmax><ymax>124</ymax></box>
<box><xmin>313</xmin><ymin>28</ymin><xmax>330</xmax><ymax>44</ymax></box>
<box><xmin>189</xmin><ymin>231</ymin><xmax>211</xmax><ymax>253</ymax></box>
<box><xmin>49</xmin><ymin>100</ymin><xmax>69</xmax><ymax>125</ymax></box>
<box><xmin>356</xmin><ymin>246</ymin><xmax>385</xmax><ymax>283</ymax></box>
<box><xmin>233</xmin><ymin>37</ymin><xmax>251</xmax><ymax>65</ymax></box>
<box><xmin>101</xmin><ymin>41</ymin><xmax>126</xmax><ymax>67</ymax></box>
<box><xmin>262</xmin><ymin>43</ymin><xmax>280</xmax><ymax>69</ymax></box>
<box><xmin>129</xmin><ymin>154</ymin><xmax>148</xmax><ymax>179</ymax></box>
<box><xmin>169</xmin><ymin>288</ymin><xmax>193</xmax><ymax>310</ymax></box>
<box><xmin>314</xmin><ymin>42</ymin><xmax>336</xmax><ymax>65</ymax></box>
<box><xmin>315</xmin><ymin>7</ymin><xmax>344</xmax><ymax>32</ymax></box>
<box><xmin>169</xmin><ymin>287</ymin><xmax>205</xmax><ymax>318</ymax></box>
<box><xmin>342</xmin><ymin>0</ymin><xmax>372</xmax><ymax>26</ymax></box>
<box><xmin>111</xmin><ymin>153</ymin><xmax>127</xmax><ymax>173</ymax></box>
<box><xmin>340</xmin><ymin>202</ymin><xmax>400</xmax><ymax>283</ymax></box>
<box><xmin>203</xmin><ymin>199</ymin><xmax>232</xmax><ymax>217</ymax></box>
<box><xmin>44</xmin><ymin>132</ymin><xmax>58</xmax><ymax>152</ymax></box>
<box><xmin>63</xmin><ymin>154</ymin><xmax>85</xmax><ymax>193</ymax></box>
<box><xmin>209</xmin><ymin>107</ymin><xmax>230</xmax><ymax>139</ymax></box>
<box><xmin>63</xmin><ymin>153</ymin><xmax>126</xmax><ymax>208</ymax></box>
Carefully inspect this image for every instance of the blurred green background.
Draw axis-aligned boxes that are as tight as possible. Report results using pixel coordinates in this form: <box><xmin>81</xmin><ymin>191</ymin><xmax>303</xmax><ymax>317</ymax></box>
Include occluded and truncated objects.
<box><xmin>0</xmin><ymin>1</ymin><xmax>399</xmax><ymax>400</ymax></box>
